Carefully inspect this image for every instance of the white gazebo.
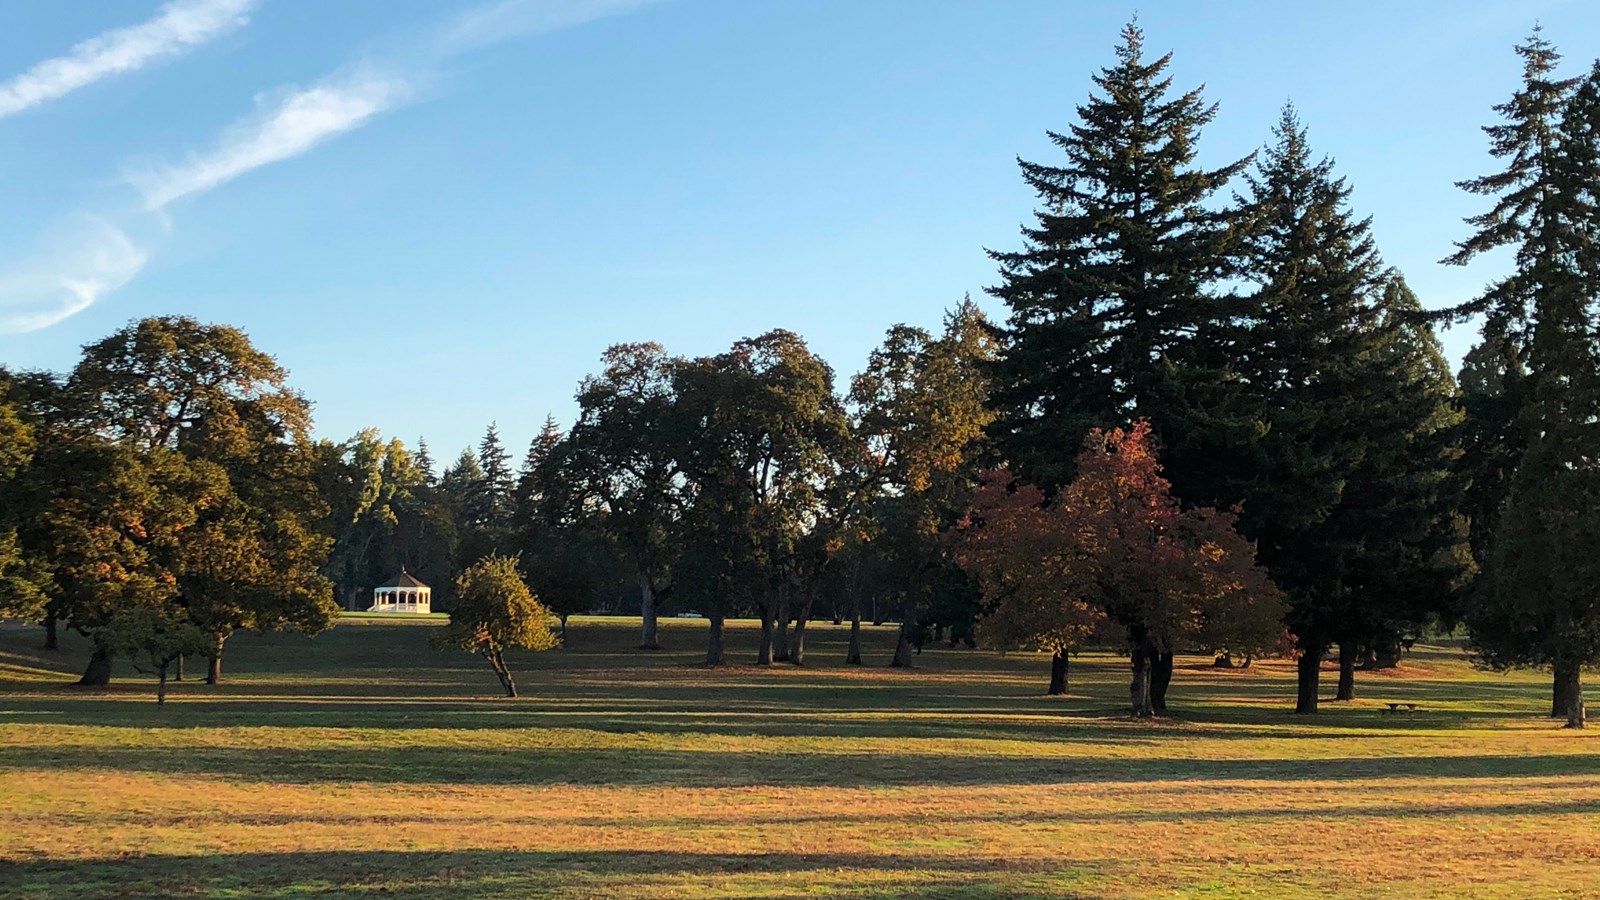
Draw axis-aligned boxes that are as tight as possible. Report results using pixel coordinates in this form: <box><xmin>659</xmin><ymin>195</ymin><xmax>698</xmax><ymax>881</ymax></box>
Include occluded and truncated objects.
<box><xmin>369</xmin><ymin>569</ymin><xmax>432</xmax><ymax>613</ymax></box>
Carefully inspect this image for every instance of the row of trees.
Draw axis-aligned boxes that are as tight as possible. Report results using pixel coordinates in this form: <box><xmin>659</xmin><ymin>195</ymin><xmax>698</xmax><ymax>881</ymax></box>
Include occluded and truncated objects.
<box><xmin>1</xmin><ymin>22</ymin><xmax>1595</xmax><ymax>723</ymax></box>
<box><xmin>983</xmin><ymin>22</ymin><xmax>1469</xmax><ymax>716</ymax></box>
<box><xmin>977</xmin><ymin>22</ymin><xmax>1600</xmax><ymax>726</ymax></box>
<box><xmin>0</xmin><ymin>318</ymin><xmax>337</xmax><ymax>691</ymax></box>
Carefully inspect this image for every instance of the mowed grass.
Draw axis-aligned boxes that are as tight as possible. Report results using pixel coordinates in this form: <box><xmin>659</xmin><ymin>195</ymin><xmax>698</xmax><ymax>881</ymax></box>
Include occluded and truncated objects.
<box><xmin>1</xmin><ymin>616</ymin><xmax>1597</xmax><ymax>899</ymax></box>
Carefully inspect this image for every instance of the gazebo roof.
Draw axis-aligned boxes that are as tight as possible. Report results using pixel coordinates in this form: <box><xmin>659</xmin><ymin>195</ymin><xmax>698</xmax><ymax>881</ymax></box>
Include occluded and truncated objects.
<box><xmin>377</xmin><ymin>569</ymin><xmax>430</xmax><ymax>590</ymax></box>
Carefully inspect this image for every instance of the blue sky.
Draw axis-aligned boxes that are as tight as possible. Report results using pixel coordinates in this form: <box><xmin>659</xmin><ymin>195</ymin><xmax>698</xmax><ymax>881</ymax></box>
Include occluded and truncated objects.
<box><xmin>0</xmin><ymin>0</ymin><xmax>1596</xmax><ymax>462</ymax></box>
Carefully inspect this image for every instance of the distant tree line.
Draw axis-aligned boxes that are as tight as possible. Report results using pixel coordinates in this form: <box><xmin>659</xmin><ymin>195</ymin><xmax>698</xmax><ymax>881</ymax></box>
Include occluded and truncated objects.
<box><xmin>1</xmin><ymin>22</ymin><xmax>1597</xmax><ymax>725</ymax></box>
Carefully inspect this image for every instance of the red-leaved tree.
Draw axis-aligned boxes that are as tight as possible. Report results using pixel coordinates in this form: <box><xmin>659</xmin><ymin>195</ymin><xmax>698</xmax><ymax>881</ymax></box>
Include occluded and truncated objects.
<box><xmin>960</xmin><ymin>421</ymin><xmax>1287</xmax><ymax>716</ymax></box>
<box><xmin>955</xmin><ymin>471</ymin><xmax>1107</xmax><ymax>694</ymax></box>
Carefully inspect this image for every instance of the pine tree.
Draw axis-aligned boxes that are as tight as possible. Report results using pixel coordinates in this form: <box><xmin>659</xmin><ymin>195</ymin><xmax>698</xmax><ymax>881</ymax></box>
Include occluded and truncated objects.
<box><xmin>1325</xmin><ymin>275</ymin><xmax>1470</xmax><ymax>698</ymax></box>
<box><xmin>415</xmin><ymin>437</ymin><xmax>436</xmax><ymax>486</ymax></box>
<box><xmin>1446</xmin><ymin>34</ymin><xmax>1578</xmax><ymax>690</ymax></box>
<box><xmin>1455</xmin><ymin>341</ymin><xmax>1527</xmax><ymax>585</ymax></box>
<box><xmin>1227</xmin><ymin>105</ymin><xmax>1391</xmax><ymax>712</ymax></box>
<box><xmin>1442</xmin><ymin>26</ymin><xmax>1580</xmax><ymax>342</ymax></box>
<box><xmin>514</xmin><ymin>415</ymin><xmax>566</xmax><ymax>524</ymax></box>
<box><xmin>1465</xmin><ymin>60</ymin><xmax>1600</xmax><ymax>727</ymax></box>
<box><xmin>476</xmin><ymin>423</ymin><xmax>514</xmax><ymax>531</ymax></box>
<box><xmin>440</xmin><ymin>447</ymin><xmax>490</xmax><ymax>571</ymax></box>
<box><xmin>986</xmin><ymin>19</ymin><xmax>1250</xmax><ymax>493</ymax></box>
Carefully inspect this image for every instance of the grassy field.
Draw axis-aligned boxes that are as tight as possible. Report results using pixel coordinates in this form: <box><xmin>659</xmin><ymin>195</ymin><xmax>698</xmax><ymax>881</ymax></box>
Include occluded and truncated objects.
<box><xmin>1</xmin><ymin>616</ymin><xmax>1597</xmax><ymax>899</ymax></box>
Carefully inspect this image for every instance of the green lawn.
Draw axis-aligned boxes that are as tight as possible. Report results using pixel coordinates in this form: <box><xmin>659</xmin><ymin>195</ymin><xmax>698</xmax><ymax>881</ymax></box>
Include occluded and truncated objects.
<box><xmin>1</xmin><ymin>616</ymin><xmax>1596</xmax><ymax>898</ymax></box>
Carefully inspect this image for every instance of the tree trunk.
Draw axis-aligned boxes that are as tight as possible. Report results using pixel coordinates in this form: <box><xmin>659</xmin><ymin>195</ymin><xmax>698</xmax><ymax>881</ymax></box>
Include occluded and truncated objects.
<box><xmin>1335</xmin><ymin>642</ymin><xmax>1356</xmax><ymax>701</ymax></box>
<box><xmin>77</xmin><ymin>646</ymin><xmax>113</xmax><ymax>686</ymax></box>
<box><xmin>157</xmin><ymin>661</ymin><xmax>170</xmax><ymax>706</ymax></box>
<box><xmin>205</xmin><ymin>633</ymin><xmax>226</xmax><ymax>685</ymax></box>
<box><xmin>1552</xmin><ymin>666</ymin><xmax>1576</xmax><ymax>718</ymax></box>
<box><xmin>1047</xmin><ymin>649</ymin><xmax>1069</xmax><ymax>695</ymax></box>
<box><xmin>790</xmin><ymin>614</ymin><xmax>808</xmax><ymax>666</ymax></box>
<box><xmin>1553</xmin><ymin>664</ymin><xmax>1582</xmax><ymax>723</ymax></box>
<box><xmin>757</xmin><ymin>604</ymin><xmax>774</xmax><ymax>665</ymax></box>
<box><xmin>774</xmin><ymin>597</ymin><xmax>790</xmax><ymax>662</ymax></box>
<box><xmin>1130</xmin><ymin>645</ymin><xmax>1154</xmax><ymax>718</ymax></box>
<box><xmin>639</xmin><ymin>572</ymin><xmax>659</xmax><ymax>650</ymax></box>
<box><xmin>174</xmin><ymin>654</ymin><xmax>184</xmax><ymax>682</ymax></box>
<box><xmin>845</xmin><ymin>596</ymin><xmax>863</xmax><ymax>665</ymax></box>
<box><xmin>890</xmin><ymin>628</ymin><xmax>914</xmax><ymax>668</ymax></box>
<box><xmin>1150</xmin><ymin>651</ymin><xmax>1174</xmax><ymax>714</ymax></box>
<box><xmin>560</xmin><ymin>615</ymin><xmax>569</xmax><ymax>643</ymax></box>
<box><xmin>1565</xmin><ymin>671</ymin><xmax>1586</xmax><ymax>729</ymax></box>
<box><xmin>1295</xmin><ymin>646</ymin><xmax>1323</xmax><ymax>714</ymax></box>
<box><xmin>488</xmin><ymin>651</ymin><xmax>517</xmax><ymax>698</ymax></box>
<box><xmin>43</xmin><ymin>615</ymin><xmax>58</xmax><ymax>651</ymax></box>
<box><xmin>705</xmin><ymin>614</ymin><xmax>726</xmax><ymax>666</ymax></box>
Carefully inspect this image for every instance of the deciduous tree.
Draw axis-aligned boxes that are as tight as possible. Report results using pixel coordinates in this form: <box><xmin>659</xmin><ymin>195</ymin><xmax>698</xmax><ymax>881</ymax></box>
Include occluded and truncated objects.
<box><xmin>565</xmin><ymin>344</ymin><xmax>688</xmax><ymax>650</ymax></box>
<box><xmin>436</xmin><ymin>554</ymin><xmax>558</xmax><ymax>698</ymax></box>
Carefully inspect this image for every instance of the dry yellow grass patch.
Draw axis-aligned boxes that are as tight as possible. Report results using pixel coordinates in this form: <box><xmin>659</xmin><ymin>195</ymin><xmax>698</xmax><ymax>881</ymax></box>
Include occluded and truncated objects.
<box><xmin>1</xmin><ymin>617</ymin><xmax>1597</xmax><ymax>898</ymax></box>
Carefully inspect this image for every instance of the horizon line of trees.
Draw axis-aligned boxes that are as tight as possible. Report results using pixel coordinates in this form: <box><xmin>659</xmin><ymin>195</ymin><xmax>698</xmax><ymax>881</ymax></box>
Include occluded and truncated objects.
<box><xmin>1</xmin><ymin>21</ymin><xmax>1597</xmax><ymax>725</ymax></box>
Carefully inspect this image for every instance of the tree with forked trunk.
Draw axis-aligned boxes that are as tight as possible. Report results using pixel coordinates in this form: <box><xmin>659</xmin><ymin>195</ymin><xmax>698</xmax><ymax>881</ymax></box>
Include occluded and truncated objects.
<box><xmin>100</xmin><ymin>605</ymin><xmax>210</xmax><ymax>705</ymax></box>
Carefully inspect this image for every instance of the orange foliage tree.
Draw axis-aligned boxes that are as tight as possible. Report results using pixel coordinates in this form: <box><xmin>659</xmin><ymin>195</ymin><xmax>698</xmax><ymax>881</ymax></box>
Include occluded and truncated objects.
<box><xmin>959</xmin><ymin>421</ymin><xmax>1287</xmax><ymax>716</ymax></box>
<box><xmin>955</xmin><ymin>471</ymin><xmax>1105</xmax><ymax>694</ymax></box>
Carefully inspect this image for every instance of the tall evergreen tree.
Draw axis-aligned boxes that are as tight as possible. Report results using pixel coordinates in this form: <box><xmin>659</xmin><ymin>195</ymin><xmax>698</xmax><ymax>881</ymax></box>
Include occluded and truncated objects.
<box><xmin>1454</xmin><ymin>341</ymin><xmax>1527</xmax><ymax>593</ymax></box>
<box><xmin>1463</xmin><ymin>58</ymin><xmax>1600</xmax><ymax>727</ymax></box>
<box><xmin>476</xmin><ymin>422</ymin><xmax>515</xmax><ymax>532</ymax></box>
<box><xmin>987</xmin><ymin>19</ymin><xmax>1249</xmax><ymax>493</ymax></box>
<box><xmin>415</xmin><ymin>437</ymin><xmax>437</xmax><ymax>486</ymax></box>
<box><xmin>1445</xmin><ymin>35</ymin><xmax>1577</xmax><ymax>704</ymax></box>
<box><xmin>1442</xmin><ymin>26</ymin><xmax>1580</xmax><ymax>342</ymax></box>
<box><xmin>440</xmin><ymin>447</ymin><xmax>491</xmax><ymax>569</ymax></box>
<box><xmin>1227</xmin><ymin>105</ymin><xmax>1389</xmax><ymax>712</ymax></box>
<box><xmin>1324</xmin><ymin>275</ymin><xmax>1471</xmax><ymax>698</ymax></box>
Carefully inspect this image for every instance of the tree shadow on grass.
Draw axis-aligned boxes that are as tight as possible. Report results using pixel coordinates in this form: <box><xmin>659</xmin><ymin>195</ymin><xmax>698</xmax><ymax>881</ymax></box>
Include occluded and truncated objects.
<box><xmin>0</xmin><ymin>848</ymin><xmax>1087</xmax><ymax>900</ymax></box>
<box><xmin>60</xmin><ymin>794</ymin><xmax>1600</xmax><ymax>834</ymax></box>
<box><xmin>0</xmin><ymin>688</ymin><xmax>1496</xmax><ymax>746</ymax></box>
<box><xmin>4</xmin><ymin>740</ymin><xmax>1598</xmax><ymax>787</ymax></box>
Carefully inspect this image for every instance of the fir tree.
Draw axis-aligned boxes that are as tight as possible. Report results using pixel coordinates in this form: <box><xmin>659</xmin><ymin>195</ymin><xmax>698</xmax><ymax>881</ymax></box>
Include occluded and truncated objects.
<box><xmin>1442</xmin><ymin>26</ymin><xmax>1580</xmax><ymax>343</ymax></box>
<box><xmin>476</xmin><ymin>422</ymin><xmax>514</xmax><ymax>531</ymax></box>
<box><xmin>415</xmin><ymin>437</ymin><xmax>436</xmax><ymax>486</ymax></box>
<box><xmin>1445</xmin><ymin>34</ymin><xmax>1578</xmax><ymax>682</ymax></box>
<box><xmin>1465</xmin><ymin>60</ymin><xmax>1600</xmax><ymax>727</ymax></box>
<box><xmin>986</xmin><ymin>19</ymin><xmax>1250</xmax><ymax>493</ymax></box>
<box><xmin>1455</xmin><ymin>341</ymin><xmax>1527</xmax><ymax>584</ymax></box>
<box><xmin>514</xmin><ymin>415</ymin><xmax>566</xmax><ymax>525</ymax></box>
<box><xmin>1325</xmin><ymin>275</ymin><xmax>1470</xmax><ymax>698</ymax></box>
<box><xmin>1227</xmin><ymin>105</ymin><xmax>1390</xmax><ymax>712</ymax></box>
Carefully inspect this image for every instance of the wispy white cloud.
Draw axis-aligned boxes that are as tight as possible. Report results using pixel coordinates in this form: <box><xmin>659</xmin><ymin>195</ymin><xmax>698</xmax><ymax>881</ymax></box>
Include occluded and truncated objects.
<box><xmin>0</xmin><ymin>0</ymin><xmax>256</xmax><ymax>119</ymax></box>
<box><xmin>0</xmin><ymin>218</ymin><xmax>148</xmax><ymax>334</ymax></box>
<box><xmin>129</xmin><ymin>68</ymin><xmax>413</xmax><ymax>209</ymax></box>
<box><xmin>435</xmin><ymin>0</ymin><xmax>654</xmax><ymax>57</ymax></box>
<box><xmin>4</xmin><ymin>0</ymin><xmax>653</xmax><ymax>333</ymax></box>
<box><xmin>130</xmin><ymin>0</ymin><xmax>652</xmax><ymax>211</ymax></box>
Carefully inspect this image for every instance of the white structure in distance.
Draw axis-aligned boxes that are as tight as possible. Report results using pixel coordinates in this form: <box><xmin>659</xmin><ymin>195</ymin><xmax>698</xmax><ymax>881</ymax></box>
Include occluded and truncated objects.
<box><xmin>370</xmin><ymin>569</ymin><xmax>432</xmax><ymax>613</ymax></box>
